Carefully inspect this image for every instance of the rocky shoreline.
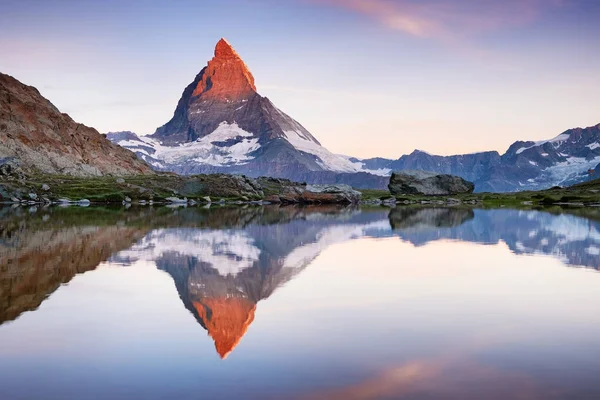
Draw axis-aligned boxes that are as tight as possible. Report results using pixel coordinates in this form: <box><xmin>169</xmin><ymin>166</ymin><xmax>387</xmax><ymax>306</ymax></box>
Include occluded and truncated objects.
<box><xmin>0</xmin><ymin>170</ymin><xmax>362</xmax><ymax>206</ymax></box>
<box><xmin>2</xmin><ymin>159</ymin><xmax>599</xmax><ymax>208</ymax></box>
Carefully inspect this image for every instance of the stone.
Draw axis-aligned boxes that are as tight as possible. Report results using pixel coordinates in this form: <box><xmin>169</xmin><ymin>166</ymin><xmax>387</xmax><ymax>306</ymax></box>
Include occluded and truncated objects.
<box><xmin>166</xmin><ymin>197</ymin><xmax>187</xmax><ymax>204</ymax></box>
<box><xmin>264</xmin><ymin>194</ymin><xmax>281</xmax><ymax>204</ymax></box>
<box><xmin>389</xmin><ymin>170</ymin><xmax>475</xmax><ymax>196</ymax></box>
<box><xmin>28</xmin><ymin>193</ymin><xmax>38</xmax><ymax>200</ymax></box>
<box><xmin>124</xmin><ymin>196</ymin><xmax>132</xmax><ymax>203</ymax></box>
<box><xmin>41</xmin><ymin>184</ymin><xmax>50</xmax><ymax>191</ymax></box>
<box><xmin>301</xmin><ymin>184</ymin><xmax>361</xmax><ymax>204</ymax></box>
<box><xmin>116</xmin><ymin>178</ymin><xmax>125</xmax><ymax>184</ymax></box>
<box><xmin>202</xmin><ymin>196</ymin><xmax>212</xmax><ymax>203</ymax></box>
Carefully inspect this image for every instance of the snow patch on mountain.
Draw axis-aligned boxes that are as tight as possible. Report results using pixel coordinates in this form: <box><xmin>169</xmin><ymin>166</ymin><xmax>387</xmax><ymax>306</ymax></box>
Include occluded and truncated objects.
<box><xmin>515</xmin><ymin>133</ymin><xmax>571</xmax><ymax>154</ymax></box>
<box><xmin>544</xmin><ymin>155</ymin><xmax>600</xmax><ymax>186</ymax></box>
<box><xmin>113</xmin><ymin>122</ymin><xmax>261</xmax><ymax>168</ymax></box>
<box><xmin>283</xmin><ymin>129</ymin><xmax>390</xmax><ymax>176</ymax></box>
<box><xmin>587</xmin><ymin>143</ymin><xmax>600</xmax><ymax>150</ymax></box>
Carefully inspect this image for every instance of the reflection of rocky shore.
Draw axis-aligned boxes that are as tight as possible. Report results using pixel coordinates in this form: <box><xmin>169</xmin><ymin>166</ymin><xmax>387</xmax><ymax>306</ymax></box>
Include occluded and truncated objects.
<box><xmin>0</xmin><ymin>208</ymin><xmax>150</xmax><ymax>325</ymax></box>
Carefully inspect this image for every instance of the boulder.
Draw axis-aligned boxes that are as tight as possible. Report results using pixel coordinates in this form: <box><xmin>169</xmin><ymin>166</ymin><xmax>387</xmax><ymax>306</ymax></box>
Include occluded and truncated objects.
<box><xmin>389</xmin><ymin>170</ymin><xmax>474</xmax><ymax>196</ymax></box>
<box><xmin>301</xmin><ymin>184</ymin><xmax>361</xmax><ymax>204</ymax></box>
<box><xmin>41</xmin><ymin>184</ymin><xmax>50</xmax><ymax>191</ymax></box>
<box><xmin>166</xmin><ymin>197</ymin><xmax>187</xmax><ymax>204</ymax></box>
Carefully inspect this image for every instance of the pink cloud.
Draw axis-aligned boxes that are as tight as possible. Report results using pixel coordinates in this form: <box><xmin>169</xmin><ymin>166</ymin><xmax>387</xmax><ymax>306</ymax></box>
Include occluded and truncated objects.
<box><xmin>310</xmin><ymin>0</ymin><xmax>566</xmax><ymax>41</ymax></box>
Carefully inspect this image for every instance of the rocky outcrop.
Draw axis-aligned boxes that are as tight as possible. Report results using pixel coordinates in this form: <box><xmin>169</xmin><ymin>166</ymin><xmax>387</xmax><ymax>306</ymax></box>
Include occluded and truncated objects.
<box><xmin>0</xmin><ymin>73</ymin><xmax>153</xmax><ymax>177</ymax></box>
<box><xmin>0</xmin><ymin>173</ymin><xmax>361</xmax><ymax>204</ymax></box>
<box><xmin>257</xmin><ymin>178</ymin><xmax>361</xmax><ymax>204</ymax></box>
<box><xmin>389</xmin><ymin>170</ymin><xmax>475</xmax><ymax>196</ymax></box>
<box><xmin>302</xmin><ymin>184</ymin><xmax>361</xmax><ymax>204</ymax></box>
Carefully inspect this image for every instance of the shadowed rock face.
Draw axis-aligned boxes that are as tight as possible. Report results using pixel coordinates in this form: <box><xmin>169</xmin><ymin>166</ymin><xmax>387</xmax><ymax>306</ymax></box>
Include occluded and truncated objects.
<box><xmin>0</xmin><ymin>73</ymin><xmax>152</xmax><ymax>176</ymax></box>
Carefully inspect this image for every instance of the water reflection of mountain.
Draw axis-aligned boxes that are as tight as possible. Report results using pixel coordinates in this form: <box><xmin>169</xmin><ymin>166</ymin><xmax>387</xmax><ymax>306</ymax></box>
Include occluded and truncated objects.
<box><xmin>1</xmin><ymin>204</ymin><xmax>599</xmax><ymax>350</ymax></box>
<box><xmin>114</xmin><ymin>207</ymin><xmax>391</xmax><ymax>358</ymax></box>
<box><xmin>388</xmin><ymin>207</ymin><xmax>600</xmax><ymax>269</ymax></box>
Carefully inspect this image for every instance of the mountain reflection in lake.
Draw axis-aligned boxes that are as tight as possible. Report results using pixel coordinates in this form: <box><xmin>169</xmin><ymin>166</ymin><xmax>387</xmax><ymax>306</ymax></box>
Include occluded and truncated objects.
<box><xmin>0</xmin><ymin>205</ymin><xmax>599</xmax><ymax>400</ymax></box>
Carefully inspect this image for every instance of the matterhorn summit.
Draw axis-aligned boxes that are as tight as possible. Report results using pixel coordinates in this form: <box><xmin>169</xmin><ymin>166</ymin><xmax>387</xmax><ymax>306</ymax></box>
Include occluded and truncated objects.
<box><xmin>108</xmin><ymin>38</ymin><xmax>390</xmax><ymax>185</ymax></box>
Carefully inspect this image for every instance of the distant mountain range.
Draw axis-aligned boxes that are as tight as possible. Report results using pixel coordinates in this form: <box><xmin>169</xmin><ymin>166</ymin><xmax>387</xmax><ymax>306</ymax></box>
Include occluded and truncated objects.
<box><xmin>108</xmin><ymin>39</ymin><xmax>600</xmax><ymax>192</ymax></box>
<box><xmin>359</xmin><ymin>124</ymin><xmax>600</xmax><ymax>192</ymax></box>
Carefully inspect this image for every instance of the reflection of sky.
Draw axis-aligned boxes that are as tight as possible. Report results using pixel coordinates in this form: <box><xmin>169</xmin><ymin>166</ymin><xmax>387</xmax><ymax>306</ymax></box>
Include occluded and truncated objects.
<box><xmin>1</xmin><ymin>1</ymin><xmax>599</xmax><ymax>158</ymax></box>
<box><xmin>1</xmin><ymin>233</ymin><xmax>600</xmax><ymax>398</ymax></box>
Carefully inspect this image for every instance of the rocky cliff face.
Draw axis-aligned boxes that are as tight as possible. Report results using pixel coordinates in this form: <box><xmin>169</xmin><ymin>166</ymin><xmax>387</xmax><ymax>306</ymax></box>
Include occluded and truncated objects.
<box><xmin>0</xmin><ymin>73</ymin><xmax>152</xmax><ymax>176</ymax></box>
<box><xmin>108</xmin><ymin>39</ymin><xmax>389</xmax><ymax>187</ymax></box>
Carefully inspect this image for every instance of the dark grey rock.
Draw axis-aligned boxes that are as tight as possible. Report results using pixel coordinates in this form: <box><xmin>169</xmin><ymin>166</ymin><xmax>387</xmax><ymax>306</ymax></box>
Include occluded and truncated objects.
<box><xmin>389</xmin><ymin>170</ymin><xmax>475</xmax><ymax>196</ymax></box>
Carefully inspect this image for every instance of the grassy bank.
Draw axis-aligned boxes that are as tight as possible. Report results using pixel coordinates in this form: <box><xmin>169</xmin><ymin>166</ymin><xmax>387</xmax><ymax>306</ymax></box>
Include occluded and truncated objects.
<box><xmin>0</xmin><ymin>173</ymin><xmax>264</xmax><ymax>203</ymax></box>
<box><xmin>359</xmin><ymin>178</ymin><xmax>600</xmax><ymax>207</ymax></box>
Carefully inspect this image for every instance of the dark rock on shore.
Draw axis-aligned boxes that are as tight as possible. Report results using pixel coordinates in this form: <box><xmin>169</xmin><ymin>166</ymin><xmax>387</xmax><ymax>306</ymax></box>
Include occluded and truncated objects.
<box><xmin>389</xmin><ymin>170</ymin><xmax>475</xmax><ymax>196</ymax></box>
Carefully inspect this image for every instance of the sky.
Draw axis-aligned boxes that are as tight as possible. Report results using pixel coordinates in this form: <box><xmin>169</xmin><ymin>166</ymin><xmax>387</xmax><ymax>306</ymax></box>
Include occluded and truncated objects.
<box><xmin>1</xmin><ymin>0</ymin><xmax>599</xmax><ymax>158</ymax></box>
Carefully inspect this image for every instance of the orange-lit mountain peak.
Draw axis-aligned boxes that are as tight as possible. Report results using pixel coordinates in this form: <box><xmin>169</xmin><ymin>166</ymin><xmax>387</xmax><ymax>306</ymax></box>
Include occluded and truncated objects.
<box><xmin>191</xmin><ymin>38</ymin><xmax>257</xmax><ymax>99</ymax></box>
<box><xmin>193</xmin><ymin>297</ymin><xmax>257</xmax><ymax>359</ymax></box>
<box><xmin>214</xmin><ymin>38</ymin><xmax>238</xmax><ymax>59</ymax></box>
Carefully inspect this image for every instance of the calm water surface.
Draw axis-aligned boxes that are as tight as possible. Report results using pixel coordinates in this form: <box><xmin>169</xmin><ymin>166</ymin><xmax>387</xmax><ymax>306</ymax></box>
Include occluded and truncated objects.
<box><xmin>1</xmin><ymin>205</ymin><xmax>600</xmax><ymax>400</ymax></box>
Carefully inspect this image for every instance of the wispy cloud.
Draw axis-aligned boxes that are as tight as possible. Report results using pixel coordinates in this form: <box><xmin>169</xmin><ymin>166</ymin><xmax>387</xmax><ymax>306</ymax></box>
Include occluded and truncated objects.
<box><xmin>310</xmin><ymin>0</ymin><xmax>566</xmax><ymax>42</ymax></box>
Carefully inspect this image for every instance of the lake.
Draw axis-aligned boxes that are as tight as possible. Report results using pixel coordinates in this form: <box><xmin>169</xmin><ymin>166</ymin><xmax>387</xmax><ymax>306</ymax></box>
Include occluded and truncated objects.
<box><xmin>1</xmin><ymin>205</ymin><xmax>599</xmax><ymax>400</ymax></box>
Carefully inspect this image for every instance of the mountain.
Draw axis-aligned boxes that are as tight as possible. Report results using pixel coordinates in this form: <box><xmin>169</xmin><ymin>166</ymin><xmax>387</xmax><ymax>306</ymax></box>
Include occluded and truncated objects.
<box><xmin>107</xmin><ymin>39</ymin><xmax>389</xmax><ymax>188</ymax></box>
<box><xmin>105</xmin><ymin>39</ymin><xmax>599</xmax><ymax>192</ymax></box>
<box><xmin>360</xmin><ymin>124</ymin><xmax>600</xmax><ymax>192</ymax></box>
<box><xmin>0</xmin><ymin>73</ymin><xmax>152</xmax><ymax>176</ymax></box>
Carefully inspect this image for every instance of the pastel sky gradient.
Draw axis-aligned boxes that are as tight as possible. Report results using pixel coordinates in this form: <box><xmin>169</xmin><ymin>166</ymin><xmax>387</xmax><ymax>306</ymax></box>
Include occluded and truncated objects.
<box><xmin>1</xmin><ymin>0</ymin><xmax>599</xmax><ymax>158</ymax></box>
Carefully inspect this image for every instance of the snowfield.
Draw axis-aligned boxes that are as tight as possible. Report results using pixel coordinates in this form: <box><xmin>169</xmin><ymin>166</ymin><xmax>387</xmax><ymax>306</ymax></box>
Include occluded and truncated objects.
<box><xmin>117</xmin><ymin>122</ymin><xmax>261</xmax><ymax>167</ymax></box>
<box><xmin>283</xmin><ymin>129</ymin><xmax>391</xmax><ymax>176</ymax></box>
